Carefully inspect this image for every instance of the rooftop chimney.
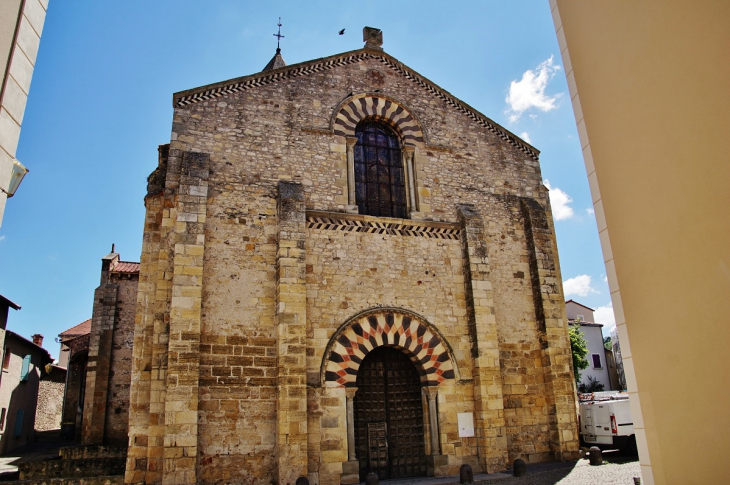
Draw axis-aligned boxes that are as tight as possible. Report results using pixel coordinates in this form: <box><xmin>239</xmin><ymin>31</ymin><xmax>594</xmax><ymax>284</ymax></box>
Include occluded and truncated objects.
<box><xmin>32</xmin><ymin>334</ymin><xmax>43</xmax><ymax>347</ymax></box>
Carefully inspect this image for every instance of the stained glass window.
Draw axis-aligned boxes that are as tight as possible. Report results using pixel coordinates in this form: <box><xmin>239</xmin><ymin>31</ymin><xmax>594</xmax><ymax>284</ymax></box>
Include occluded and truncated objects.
<box><xmin>354</xmin><ymin>121</ymin><xmax>407</xmax><ymax>218</ymax></box>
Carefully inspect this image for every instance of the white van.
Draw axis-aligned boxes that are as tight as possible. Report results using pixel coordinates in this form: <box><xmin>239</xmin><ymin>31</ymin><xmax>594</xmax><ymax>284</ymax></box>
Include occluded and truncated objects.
<box><xmin>578</xmin><ymin>391</ymin><xmax>636</xmax><ymax>454</ymax></box>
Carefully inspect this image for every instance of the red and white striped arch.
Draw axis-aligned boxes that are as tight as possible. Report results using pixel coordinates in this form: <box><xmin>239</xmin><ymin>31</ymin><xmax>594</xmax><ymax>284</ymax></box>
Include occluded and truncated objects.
<box><xmin>322</xmin><ymin>309</ymin><xmax>456</xmax><ymax>388</ymax></box>
<box><xmin>331</xmin><ymin>94</ymin><xmax>426</xmax><ymax>146</ymax></box>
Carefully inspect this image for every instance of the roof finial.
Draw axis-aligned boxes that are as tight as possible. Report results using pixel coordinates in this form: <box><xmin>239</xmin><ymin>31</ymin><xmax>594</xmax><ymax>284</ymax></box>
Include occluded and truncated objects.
<box><xmin>363</xmin><ymin>27</ymin><xmax>383</xmax><ymax>50</ymax></box>
<box><xmin>273</xmin><ymin>17</ymin><xmax>284</xmax><ymax>54</ymax></box>
<box><xmin>111</xmin><ymin>243</ymin><xmax>115</xmax><ymax>253</ymax></box>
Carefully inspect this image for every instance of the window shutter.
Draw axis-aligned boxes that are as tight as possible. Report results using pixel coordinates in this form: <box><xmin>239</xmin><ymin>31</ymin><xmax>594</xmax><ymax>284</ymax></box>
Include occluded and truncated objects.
<box><xmin>20</xmin><ymin>355</ymin><xmax>31</xmax><ymax>381</ymax></box>
<box><xmin>13</xmin><ymin>409</ymin><xmax>24</xmax><ymax>437</ymax></box>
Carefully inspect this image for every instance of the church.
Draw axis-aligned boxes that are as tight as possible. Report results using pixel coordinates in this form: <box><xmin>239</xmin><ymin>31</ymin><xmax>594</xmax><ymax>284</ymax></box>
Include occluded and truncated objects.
<box><xmin>125</xmin><ymin>27</ymin><xmax>580</xmax><ymax>485</ymax></box>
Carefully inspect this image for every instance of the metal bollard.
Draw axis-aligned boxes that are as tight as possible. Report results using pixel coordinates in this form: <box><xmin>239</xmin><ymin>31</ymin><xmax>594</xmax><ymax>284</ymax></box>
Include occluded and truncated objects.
<box><xmin>459</xmin><ymin>464</ymin><xmax>474</xmax><ymax>484</ymax></box>
<box><xmin>513</xmin><ymin>458</ymin><xmax>526</xmax><ymax>477</ymax></box>
<box><xmin>366</xmin><ymin>472</ymin><xmax>379</xmax><ymax>485</ymax></box>
<box><xmin>589</xmin><ymin>446</ymin><xmax>603</xmax><ymax>466</ymax></box>
<box><xmin>633</xmin><ymin>478</ymin><xmax>641</xmax><ymax>485</ymax></box>
<box><xmin>295</xmin><ymin>477</ymin><xmax>309</xmax><ymax>485</ymax></box>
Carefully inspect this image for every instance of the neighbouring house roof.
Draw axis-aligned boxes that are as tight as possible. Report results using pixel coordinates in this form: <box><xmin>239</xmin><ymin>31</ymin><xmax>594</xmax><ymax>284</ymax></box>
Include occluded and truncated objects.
<box><xmin>111</xmin><ymin>261</ymin><xmax>140</xmax><ymax>273</ymax></box>
<box><xmin>59</xmin><ymin>319</ymin><xmax>91</xmax><ymax>341</ymax></box>
<box><xmin>172</xmin><ymin>48</ymin><xmax>539</xmax><ymax>160</ymax></box>
<box><xmin>565</xmin><ymin>299</ymin><xmax>595</xmax><ymax>312</ymax></box>
<box><xmin>0</xmin><ymin>294</ymin><xmax>20</xmax><ymax>310</ymax></box>
<box><xmin>6</xmin><ymin>330</ymin><xmax>53</xmax><ymax>363</ymax></box>
<box><xmin>570</xmin><ymin>321</ymin><xmax>604</xmax><ymax>328</ymax></box>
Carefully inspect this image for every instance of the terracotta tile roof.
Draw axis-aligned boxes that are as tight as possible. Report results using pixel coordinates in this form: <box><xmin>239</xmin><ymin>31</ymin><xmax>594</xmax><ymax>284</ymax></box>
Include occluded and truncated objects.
<box><xmin>59</xmin><ymin>318</ymin><xmax>91</xmax><ymax>339</ymax></box>
<box><xmin>112</xmin><ymin>261</ymin><xmax>140</xmax><ymax>273</ymax></box>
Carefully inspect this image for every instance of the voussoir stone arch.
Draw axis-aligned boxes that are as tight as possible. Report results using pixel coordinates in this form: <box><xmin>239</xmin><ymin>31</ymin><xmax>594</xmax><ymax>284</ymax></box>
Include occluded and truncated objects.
<box><xmin>321</xmin><ymin>308</ymin><xmax>457</xmax><ymax>388</ymax></box>
<box><xmin>331</xmin><ymin>93</ymin><xmax>426</xmax><ymax>146</ymax></box>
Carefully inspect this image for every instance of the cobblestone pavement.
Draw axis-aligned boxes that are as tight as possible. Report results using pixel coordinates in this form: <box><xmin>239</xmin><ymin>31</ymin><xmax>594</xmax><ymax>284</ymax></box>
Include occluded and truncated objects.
<box><xmin>376</xmin><ymin>453</ymin><xmax>641</xmax><ymax>485</ymax></box>
<box><xmin>481</xmin><ymin>458</ymin><xmax>642</xmax><ymax>485</ymax></box>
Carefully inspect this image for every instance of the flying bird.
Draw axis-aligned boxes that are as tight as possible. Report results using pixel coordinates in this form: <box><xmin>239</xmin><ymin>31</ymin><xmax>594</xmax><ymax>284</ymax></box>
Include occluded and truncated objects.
<box><xmin>339</xmin><ymin>29</ymin><xmax>345</xmax><ymax>35</ymax></box>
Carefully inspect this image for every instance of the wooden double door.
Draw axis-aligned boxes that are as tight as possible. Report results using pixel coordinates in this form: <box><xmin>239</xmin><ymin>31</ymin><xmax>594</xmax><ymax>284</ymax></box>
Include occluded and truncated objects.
<box><xmin>353</xmin><ymin>346</ymin><xmax>427</xmax><ymax>480</ymax></box>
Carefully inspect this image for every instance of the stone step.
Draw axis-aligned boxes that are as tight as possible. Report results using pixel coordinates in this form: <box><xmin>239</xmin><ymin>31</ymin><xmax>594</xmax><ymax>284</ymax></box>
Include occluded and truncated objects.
<box><xmin>18</xmin><ymin>458</ymin><xmax>126</xmax><ymax>480</ymax></box>
<box><xmin>8</xmin><ymin>476</ymin><xmax>123</xmax><ymax>485</ymax></box>
<box><xmin>58</xmin><ymin>445</ymin><xmax>127</xmax><ymax>461</ymax></box>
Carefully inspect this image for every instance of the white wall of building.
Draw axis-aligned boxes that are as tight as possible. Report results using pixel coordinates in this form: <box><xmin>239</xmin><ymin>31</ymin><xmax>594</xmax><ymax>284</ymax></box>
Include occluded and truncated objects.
<box><xmin>0</xmin><ymin>0</ymin><xmax>47</xmax><ymax>226</ymax></box>
<box><xmin>573</xmin><ymin>323</ymin><xmax>611</xmax><ymax>391</ymax></box>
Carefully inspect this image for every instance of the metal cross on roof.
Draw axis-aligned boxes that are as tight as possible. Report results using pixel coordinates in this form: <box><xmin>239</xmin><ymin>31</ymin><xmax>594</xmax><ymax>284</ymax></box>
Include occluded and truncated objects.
<box><xmin>273</xmin><ymin>17</ymin><xmax>284</xmax><ymax>52</ymax></box>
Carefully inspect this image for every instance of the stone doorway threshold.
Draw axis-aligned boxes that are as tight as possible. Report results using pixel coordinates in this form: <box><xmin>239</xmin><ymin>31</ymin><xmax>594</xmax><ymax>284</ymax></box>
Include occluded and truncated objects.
<box><xmin>358</xmin><ymin>473</ymin><xmax>512</xmax><ymax>485</ymax></box>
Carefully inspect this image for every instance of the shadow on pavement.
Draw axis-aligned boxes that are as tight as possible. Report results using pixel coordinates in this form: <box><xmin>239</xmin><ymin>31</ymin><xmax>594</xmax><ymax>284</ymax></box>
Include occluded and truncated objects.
<box><xmin>0</xmin><ymin>429</ymin><xmax>67</xmax><ymax>481</ymax></box>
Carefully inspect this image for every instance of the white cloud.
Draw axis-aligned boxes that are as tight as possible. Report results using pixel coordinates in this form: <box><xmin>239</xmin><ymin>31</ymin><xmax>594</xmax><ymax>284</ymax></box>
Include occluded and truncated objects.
<box><xmin>563</xmin><ymin>274</ymin><xmax>599</xmax><ymax>297</ymax></box>
<box><xmin>519</xmin><ymin>132</ymin><xmax>532</xmax><ymax>143</ymax></box>
<box><xmin>544</xmin><ymin>179</ymin><xmax>574</xmax><ymax>220</ymax></box>
<box><xmin>594</xmin><ymin>302</ymin><xmax>616</xmax><ymax>331</ymax></box>
<box><xmin>506</xmin><ymin>56</ymin><xmax>562</xmax><ymax>122</ymax></box>
<box><xmin>586</xmin><ymin>208</ymin><xmax>594</xmax><ymax>215</ymax></box>
<box><xmin>0</xmin><ymin>235</ymin><xmax>5</xmax><ymax>242</ymax></box>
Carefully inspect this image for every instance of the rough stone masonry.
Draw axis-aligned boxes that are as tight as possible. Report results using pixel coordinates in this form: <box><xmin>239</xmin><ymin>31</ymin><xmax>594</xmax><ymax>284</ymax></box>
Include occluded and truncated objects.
<box><xmin>124</xmin><ymin>27</ymin><xmax>580</xmax><ymax>485</ymax></box>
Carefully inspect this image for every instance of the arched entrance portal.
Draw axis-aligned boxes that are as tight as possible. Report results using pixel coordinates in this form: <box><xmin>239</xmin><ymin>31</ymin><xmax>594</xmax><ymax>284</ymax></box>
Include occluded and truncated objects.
<box><xmin>354</xmin><ymin>346</ymin><xmax>427</xmax><ymax>480</ymax></box>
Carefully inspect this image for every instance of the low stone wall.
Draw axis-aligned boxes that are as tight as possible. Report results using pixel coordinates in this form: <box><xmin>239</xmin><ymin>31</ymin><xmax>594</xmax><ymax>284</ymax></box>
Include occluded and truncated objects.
<box><xmin>11</xmin><ymin>476</ymin><xmax>123</xmax><ymax>485</ymax></box>
<box><xmin>59</xmin><ymin>445</ymin><xmax>127</xmax><ymax>460</ymax></box>
<box><xmin>18</xmin><ymin>457</ymin><xmax>126</xmax><ymax>480</ymax></box>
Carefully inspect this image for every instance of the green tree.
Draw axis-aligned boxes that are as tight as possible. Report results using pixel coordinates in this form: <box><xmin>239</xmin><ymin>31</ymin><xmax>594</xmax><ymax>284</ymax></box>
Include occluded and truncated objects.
<box><xmin>578</xmin><ymin>376</ymin><xmax>605</xmax><ymax>393</ymax></box>
<box><xmin>569</xmin><ymin>325</ymin><xmax>589</xmax><ymax>383</ymax></box>
<box><xmin>603</xmin><ymin>335</ymin><xmax>612</xmax><ymax>350</ymax></box>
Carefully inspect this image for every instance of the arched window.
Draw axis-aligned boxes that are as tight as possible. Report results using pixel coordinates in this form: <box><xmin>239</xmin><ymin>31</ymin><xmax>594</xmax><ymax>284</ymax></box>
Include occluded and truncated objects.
<box><xmin>354</xmin><ymin>121</ymin><xmax>407</xmax><ymax>218</ymax></box>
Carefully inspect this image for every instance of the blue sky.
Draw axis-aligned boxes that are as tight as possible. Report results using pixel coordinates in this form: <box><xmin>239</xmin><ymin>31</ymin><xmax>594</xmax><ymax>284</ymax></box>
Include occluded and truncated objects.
<box><xmin>0</xmin><ymin>1</ymin><xmax>614</xmax><ymax>360</ymax></box>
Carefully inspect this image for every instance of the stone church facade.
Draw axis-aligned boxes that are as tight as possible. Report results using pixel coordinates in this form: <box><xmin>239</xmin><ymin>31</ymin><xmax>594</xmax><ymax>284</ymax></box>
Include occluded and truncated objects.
<box><xmin>125</xmin><ymin>28</ymin><xmax>579</xmax><ymax>485</ymax></box>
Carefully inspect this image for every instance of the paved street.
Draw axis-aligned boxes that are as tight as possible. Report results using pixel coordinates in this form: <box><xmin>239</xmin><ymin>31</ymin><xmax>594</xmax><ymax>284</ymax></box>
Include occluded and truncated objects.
<box><xmin>484</xmin><ymin>457</ymin><xmax>642</xmax><ymax>484</ymax></box>
<box><xmin>371</xmin><ymin>452</ymin><xmax>641</xmax><ymax>485</ymax></box>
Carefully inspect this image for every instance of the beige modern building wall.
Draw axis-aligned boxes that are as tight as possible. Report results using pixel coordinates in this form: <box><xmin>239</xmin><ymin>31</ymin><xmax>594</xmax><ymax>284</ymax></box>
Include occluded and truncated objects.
<box><xmin>0</xmin><ymin>0</ymin><xmax>48</xmax><ymax>226</ymax></box>
<box><xmin>551</xmin><ymin>2</ymin><xmax>730</xmax><ymax>484</ymax></box>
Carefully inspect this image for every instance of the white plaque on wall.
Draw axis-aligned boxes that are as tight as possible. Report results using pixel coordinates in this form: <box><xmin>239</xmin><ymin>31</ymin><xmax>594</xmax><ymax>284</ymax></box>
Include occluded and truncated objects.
<box><xmin>457</xmin><ymin>412</ymin><xmax>475</xmax><ymax>437</ymax></box>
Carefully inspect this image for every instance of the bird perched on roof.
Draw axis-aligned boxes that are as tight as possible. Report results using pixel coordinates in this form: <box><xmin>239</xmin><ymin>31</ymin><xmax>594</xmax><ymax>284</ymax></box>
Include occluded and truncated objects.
<box><xmin>338</xmin><ymin>29</ymin><xmax>345</xmax><ymax>35</ymax></box>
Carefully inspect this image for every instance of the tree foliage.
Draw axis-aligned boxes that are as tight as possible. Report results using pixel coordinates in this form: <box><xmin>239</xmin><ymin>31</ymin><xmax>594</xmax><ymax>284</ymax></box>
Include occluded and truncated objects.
<box><xmin>578</xmin><ymin>375</ymin><xmax>605</xmax><ymax>393</ymax></box>
<box><xmin>603</xmin><ymin>335</ymin><xmax>612</xmax><ymax>351</ymax></box>
<box><xmin>569</xmin><ymin>325</ymin><xmax>589</xmax><ymax>383</ymax></box>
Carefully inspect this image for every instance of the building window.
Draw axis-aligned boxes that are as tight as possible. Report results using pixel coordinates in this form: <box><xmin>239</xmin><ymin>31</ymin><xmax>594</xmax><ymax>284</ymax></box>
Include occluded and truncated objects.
<box><xmin>2</xmin><ymin>348</ymin><xmax>9</xmax><ymax>370</ymax></box>
<box><xmin>0</xmin><ymin>408</ymin><xmax>5</xmax><ymax>430</ymax></box>
<box><xmin>354</xmin><ymin>121</ymin><xmax>407</xmax><ymax>218</ymax></box>
<box><xmin>591</xmin><ymin>353</ymin><xmax>602</xmax><ymax>369</ymax></box>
